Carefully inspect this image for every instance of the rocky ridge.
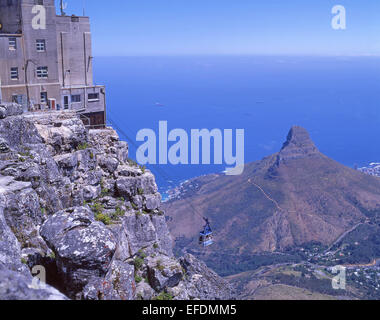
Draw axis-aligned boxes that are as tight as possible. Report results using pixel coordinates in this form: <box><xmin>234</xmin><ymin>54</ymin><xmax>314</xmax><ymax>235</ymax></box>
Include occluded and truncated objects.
<box><xmin>0</xmin><ymin>103</ymin><xmax>232</xmax><ymax>300</ymax></box>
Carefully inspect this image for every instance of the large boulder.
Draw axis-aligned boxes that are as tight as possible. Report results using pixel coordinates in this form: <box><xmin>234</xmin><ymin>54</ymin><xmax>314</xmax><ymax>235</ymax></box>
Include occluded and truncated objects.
<box><xmin>144</xmin><ymin>193</ymin><xmax>161</xmax><ymax>211</ymax></box>
<box><xmin>116</xmin><ymin>173</ymin><xmax>158</xmax><ymax>199</ymax></box>
<box><xmin>33</xmin><ymin>114</ymin><xmax>87</xmax><ymax>155</ymax></box>
<box><xmin>40</xmin><ymin>206</ymin><xmax>117</xmax><ymax>297</ymax></box>
<box><xmin>98</xmin><ymin>155</ymin><xmax>119</xmax><ymax>173</ymax></box>
<box><xmin>146</xmin><ymin>256</ymin><xmax>183</xmax><ymax>292</ymax></box>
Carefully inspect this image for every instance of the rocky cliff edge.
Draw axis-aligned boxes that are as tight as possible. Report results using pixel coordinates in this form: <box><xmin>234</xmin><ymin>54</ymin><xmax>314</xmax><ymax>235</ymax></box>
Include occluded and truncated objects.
<box><xmin>0</xmin><ymin>103</ymin><xmax>233</xmax><ymax>300</ymax></box>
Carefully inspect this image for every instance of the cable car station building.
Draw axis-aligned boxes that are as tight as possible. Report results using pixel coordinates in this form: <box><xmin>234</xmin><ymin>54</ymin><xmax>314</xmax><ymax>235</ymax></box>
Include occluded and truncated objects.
<box><xmin>0</xmin><ymin>0</ymin><xmax>106</xmax><ymax>127</ymax></box>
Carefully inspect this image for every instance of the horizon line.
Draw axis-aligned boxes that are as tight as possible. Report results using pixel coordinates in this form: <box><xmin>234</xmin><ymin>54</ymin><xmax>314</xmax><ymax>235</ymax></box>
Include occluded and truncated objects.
<box><xmin>94</xmin><ymin>53</ymin><xmax>380</xmax><ymax>58</ymax></box>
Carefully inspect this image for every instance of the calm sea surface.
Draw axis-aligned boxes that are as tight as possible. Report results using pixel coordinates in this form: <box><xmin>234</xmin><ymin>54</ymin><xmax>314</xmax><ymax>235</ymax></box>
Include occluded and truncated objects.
<box><xmin>93</xmin><ymin>56</ymin><xmax>380</xmax><ymax>195</ymax></box>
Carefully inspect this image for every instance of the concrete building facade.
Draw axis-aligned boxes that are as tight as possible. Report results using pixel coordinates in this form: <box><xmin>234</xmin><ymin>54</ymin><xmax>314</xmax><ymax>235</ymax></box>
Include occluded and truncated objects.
<box><xmin>0</xmin><ymin>0</ymin><xmax>106</xmax><ymax>127</ymax></box>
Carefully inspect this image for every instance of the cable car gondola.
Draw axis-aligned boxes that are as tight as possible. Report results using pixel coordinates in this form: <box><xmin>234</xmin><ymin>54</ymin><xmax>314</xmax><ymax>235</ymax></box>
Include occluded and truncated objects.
<box><xmin>199</xmin><ymin>217</ymin><xmax>213</xmax><ymax>247</ymax></box>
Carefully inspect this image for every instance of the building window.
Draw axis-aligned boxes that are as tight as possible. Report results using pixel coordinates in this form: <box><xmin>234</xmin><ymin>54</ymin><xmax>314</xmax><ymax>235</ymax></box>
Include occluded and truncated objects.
<box><xmin>36</xmin><ymin>39</ymin><xmax>46</xmax><ymax>52</ymax></box>
<box><xmin>71</xmin><ymin>94</ymin><xmax>81</xmax><ymax>103</ymax></box>
<box><xmin>88</xmin><ymin>93</ymin><xmax>99</xmax><ymax>102</ymax></box>
<box><xmin>7</xmin><ymin>0</ymin><xmax>13</xmax><ymax>6</ymax></box>
<box><xmin>34</xmin><ymin>0</ymin><xmax>43</xmax><ymax>5</ymax></box>
<box><xmin>40</xmin><ymin>92</ymin><xmax>47</xmax><ymax>103</ymax></box>
<box><xmin>63</xmin><ymin>96</ymin><xmax>69</xmax><ymax>109</ymax></box>
<box><xmin>8</xmin><ymin>37</ymin><xmax>16</xmax><ymax>50</ymax></box>
<box><xmin>12</xmin><ymin>95</ymin><xmax>23</xmax><ymax>104</ymax></box>
<box><xmin>36</xmin><ymin>66</ymin><xmax>48</xmax><ymax>79</ymax></box>
<box><xmin>10</xmin><ymin>67</ymin><xmax>18</xmax><ymax>80</ymax></box>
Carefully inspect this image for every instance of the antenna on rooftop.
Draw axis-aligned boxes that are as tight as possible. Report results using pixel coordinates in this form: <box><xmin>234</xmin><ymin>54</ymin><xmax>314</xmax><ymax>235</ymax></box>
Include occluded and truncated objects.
<box><xmin>83</xmin><ymin>0</ymin><xmax>86</xmax><ymax>16</ymax></box>
<box><xmin>60</xmin><ymin>0</ymin><xmax>68</xmax><ymax>16</ymax></box>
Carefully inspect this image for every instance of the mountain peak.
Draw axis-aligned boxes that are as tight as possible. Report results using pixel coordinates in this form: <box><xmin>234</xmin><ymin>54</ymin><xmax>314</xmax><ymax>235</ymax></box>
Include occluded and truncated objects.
<box><xmin>281</xmin><ymin>126</ymin><xmax>314</xmax><ymax>149</ymax></box>
<box><xmin>278</xmin><ymin>126</ymin><xmax>319</xmax><ymax>162</ymax></box>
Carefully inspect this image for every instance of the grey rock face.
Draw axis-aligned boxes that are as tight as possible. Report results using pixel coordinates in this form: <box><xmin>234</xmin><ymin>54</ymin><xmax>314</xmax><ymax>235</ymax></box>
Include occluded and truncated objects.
<box><xmin>150</xmin><ymin>215</ymin><xmax>174</xmax><ymax>257</ymax></box>
<box><xmin>0</xmin><ymin>267</ymin><xmax>68</xmax><ymax>300</ymax></box>
<box><xmin>0</xmin><ymin>205</ymin><xmax>28</xmax><ymax>275</ymax></box>
<box><xmin>81</xmin><ymin>260</ymin><xmax>135</xmax><ymax>300</ymax></box>
<box><xmin>0</xmin><ymin>109</ymin><xmax>233</xmax><ymax>300</ymax></box>
<box><xmin>136</xmin><ymin>281</ymin><xmax>155</xmax><ymax>300</ymax></box>
<box><xmin>0</xmin><ymin>138</ymin><xmax>10</xmax><ymax>153</ymax></box>
<box><xmin>122</xmin><ymin>214</ymin><xmax>160</xmax><ymax>256</ymax></box>
<box><xmin>83</xmin><ymin>185</ymin><xmax>101</xmax><ymax>201</ymax></box>
<box><xmin>0</xmin><ymin>107</ymin><xmax>6</xmax><ymax>120</ymax></box>
<box><xmin>98</xmin><ymin>155</ymin><xmax>119</xmax><ymax>173</ymax></box>
<box><xmin>146</xmin><ymin>256</ymin><xmax>183</xmax><ymax>292</ymax></box>
<box><xmin>116</xmin><ymin>174</ymin><xmax>158</xmax><ymax>200</ymax></box>
<box><xmin>0</xmin><ymin>103</ymin><xmax>23</xmax><ymax>119</ymax></box>
<box><xmin>177</xmin><ymin>254</ymin><xmax>234</xmax><ymax>300</ymax></box>
<box><xmin>144</xmin><ymin>193</ymin><xmax>162</xmax><ymax>211</ymax></box>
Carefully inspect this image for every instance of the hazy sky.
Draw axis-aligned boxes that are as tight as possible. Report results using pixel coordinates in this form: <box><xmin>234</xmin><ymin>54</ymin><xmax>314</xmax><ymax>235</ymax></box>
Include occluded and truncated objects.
<box><xmin>57</xmin><ymin>0</ymin><xmax>380</xmax><ymax>56</ymax></box>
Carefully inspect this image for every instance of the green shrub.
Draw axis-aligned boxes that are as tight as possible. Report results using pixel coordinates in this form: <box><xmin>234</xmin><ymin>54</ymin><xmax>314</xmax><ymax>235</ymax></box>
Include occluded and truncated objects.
<box><xmin>127</xmin><ymin>159</ymin><xmax>138</xmax><ymax>167</ymax></box>
<box><xmin>115</xmin><ymin>207</ymin><xmax>125</xmax><ymax>217</ymax></box>
<box><xmin>95</xmin><ymin>213</ymin><xmax>111</xmax><ymax>225</ymax></box>
<box><xmin>154</xmin><ymin>292</ymin><xmax>173</xmax><ymax>300</ymax></box>
<box><xmin>135</xmin><ymin>275</ymin><xmax>142</xmax><ymax>283</ymax></box>
<box><xmin>77</xmin><ymin>142</ymin><xmax>89</xmax><ymax>150</ymax></box>
<box><xmin>156</xmin><ymin>260</ymin><xmax>165</xmax><ymax>272</ymax></box>
<box><xmin>90</xmin><ymin>202</ymin><xmax>104</xmax><ymax>215</ymax></box>
<box><xmin>134</xmin><ymin>257</ymin><xmax>144</xmax><ymax>270</ymax></box>
<box><xmin>91</xmin><ymin>201</ymin><xmax>111</xmax><ymax>225</ymax></box>
<box><xmin>101</xmin><ymin>187</ymin><xmax>109</xmax><ymax>196</ymax></box>
<box><xmin>19</xmin><ymin>151</ymin><xmax>33</xmax><ymax>159</ymax></box>
<box><xmin>137</xmin><ymin>249</ymin><xmax>147</xmax><ymax>259</ymax></box>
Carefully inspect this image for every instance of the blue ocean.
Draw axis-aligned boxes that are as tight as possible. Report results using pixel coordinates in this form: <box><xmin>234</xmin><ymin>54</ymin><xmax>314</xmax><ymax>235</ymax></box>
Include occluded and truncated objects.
<box><xmin>93</xmin><ymin>56</ymin><xmax>380</xmax><ymax>195</ymax></box>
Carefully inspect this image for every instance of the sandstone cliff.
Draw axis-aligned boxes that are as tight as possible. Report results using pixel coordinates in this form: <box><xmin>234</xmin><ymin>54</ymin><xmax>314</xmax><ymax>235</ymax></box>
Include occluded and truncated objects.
<box><xmin>0</xmin><ymin>103</ymin><xmax>232</xmax><ymax>300</ymax></box>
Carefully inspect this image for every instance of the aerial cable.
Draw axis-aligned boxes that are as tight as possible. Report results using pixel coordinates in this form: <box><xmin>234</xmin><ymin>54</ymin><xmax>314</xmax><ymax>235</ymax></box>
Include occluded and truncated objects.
<box><xmin>107</xmin><ymin>114</ymin><xmax>206</xmax><ymax>221</ymax></box>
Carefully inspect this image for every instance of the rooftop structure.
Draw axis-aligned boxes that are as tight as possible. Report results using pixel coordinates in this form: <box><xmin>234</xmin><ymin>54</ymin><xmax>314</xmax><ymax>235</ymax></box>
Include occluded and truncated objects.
<box><xmin>0</xmin><ymin>0</ymin><xmax>106</xmax><ymax>127</ymax></box>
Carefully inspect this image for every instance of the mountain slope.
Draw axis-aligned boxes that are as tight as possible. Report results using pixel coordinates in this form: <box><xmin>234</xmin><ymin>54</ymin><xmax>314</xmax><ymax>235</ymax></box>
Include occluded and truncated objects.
<box><xmin>164</xmin><ymin>126</ymin><xmax>380</xmax><ymax>264</ymax></box>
